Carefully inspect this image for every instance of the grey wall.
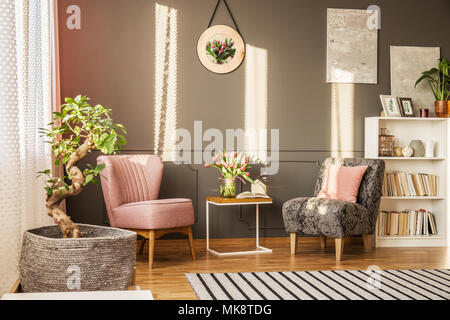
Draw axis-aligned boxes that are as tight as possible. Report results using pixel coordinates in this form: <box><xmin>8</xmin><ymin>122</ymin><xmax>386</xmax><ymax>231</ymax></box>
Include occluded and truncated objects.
<box><xmin>59</xmin><ymin>0</ymin><xmax>450</xmax><ymax>238</ymax></box>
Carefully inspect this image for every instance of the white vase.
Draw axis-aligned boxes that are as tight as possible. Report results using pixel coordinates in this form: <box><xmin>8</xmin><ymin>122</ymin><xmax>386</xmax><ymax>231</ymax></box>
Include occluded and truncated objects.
<box><xmin>425</xmin><ymin>140</ymin><xmax>435</xmax><ymax>158</ymax></box>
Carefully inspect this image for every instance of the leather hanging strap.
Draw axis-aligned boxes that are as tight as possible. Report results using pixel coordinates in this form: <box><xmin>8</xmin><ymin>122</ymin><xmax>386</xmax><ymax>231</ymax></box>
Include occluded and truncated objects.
<box><xmin>207</xmin><ymin>0</ymin><xmax>241</xmax><ymax>35</ymax></box>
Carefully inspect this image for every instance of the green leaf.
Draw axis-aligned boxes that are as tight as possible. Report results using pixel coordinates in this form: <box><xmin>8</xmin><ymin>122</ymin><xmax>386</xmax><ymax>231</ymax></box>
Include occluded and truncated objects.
<box><xmin>98</xmin><ymin>133</ymin><xmax>117</xmax><ymax>154</ymax></box>
<box><xmin>84</xmin><ymin>174</ymin><xmax>94</xmax><ymax>186</ymax></box>
<box><xmin>45</xmin><ymin>187</ymin><xmax>53</xmax><ymax>196</ymax></box>
<box><xmin>117</xmin><ymin>135</ymin><xmax>127</xmax><ymax>148</ymax></box>
<box><xmin>62</xmin><ymin>155</ymin><xmax>70</xmax><ymax>164</ymax></box>
<box><xmin>52</xmin><ymin>111</ymin><xmax>63</xmax><ymax>118</ymax></box>
<box><xmin>423</xmin><ymin>68</ymin><xmax>438</xmax><ymax>75</ymax></box>
<box><xmin>62</xmin><ymin>113</ymin><xmax>75</xmax><ymax>123</ymax></box>
<box><xmin>38</xmin><ymin>169</ymin><xmax>51</xmax><ymax>175</ymax></box>
<box><xmin>95</xmin><ymin>163</ymin><xmax>106</xmax><ymax>173</ymax></box>
<box><xmin>242</xmin><ymin>174</ymin><xmax>254</xmax><ymax>184</ymax></box>
<box><xmin>65</xmin><ymin>97</ymin><xmax>75</xmax><ymax>104</ymax></box>
<box><xmin>63</xmin><ymin>182</ymin><xmax>70</xmax><ymax>191</ymax></box>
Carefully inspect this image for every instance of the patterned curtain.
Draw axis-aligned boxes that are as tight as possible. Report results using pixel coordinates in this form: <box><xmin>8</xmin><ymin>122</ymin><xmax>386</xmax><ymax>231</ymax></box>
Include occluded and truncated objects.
<box><xmin>0</xmin><ymin>0</ymin><xmax>57</xmax><ymax>295</ymax></box>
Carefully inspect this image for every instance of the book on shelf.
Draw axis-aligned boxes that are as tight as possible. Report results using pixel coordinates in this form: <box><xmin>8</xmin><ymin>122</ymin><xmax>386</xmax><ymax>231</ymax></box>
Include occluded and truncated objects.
<box><xmin>376</xmin><ymin>210</ymin><xmax>437</xmax><ymax>236</ymax></box>
<box><xmin>382</xmin><ymin>171</ymin><xmax>439</xmax><ymax>197</ymax></box>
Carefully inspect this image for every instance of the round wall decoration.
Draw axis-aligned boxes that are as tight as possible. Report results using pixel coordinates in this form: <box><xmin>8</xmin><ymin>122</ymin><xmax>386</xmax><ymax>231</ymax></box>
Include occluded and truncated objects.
<box><xmin>197</xmin><ymin>0</ymin><xmax>245</xmax><ymax>74</ymax></box>
<box><xmin>197</xmin><ymin>25</ymin><xmax>245</xmax><ymax>74</ymax></box>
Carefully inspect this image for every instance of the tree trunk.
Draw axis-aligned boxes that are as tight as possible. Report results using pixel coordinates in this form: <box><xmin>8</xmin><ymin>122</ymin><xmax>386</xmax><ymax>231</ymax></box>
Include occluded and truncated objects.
<box><xmin>46</xmin><ymin>138</ymin><xmax>93</xmax><ymax>238</ymax></box>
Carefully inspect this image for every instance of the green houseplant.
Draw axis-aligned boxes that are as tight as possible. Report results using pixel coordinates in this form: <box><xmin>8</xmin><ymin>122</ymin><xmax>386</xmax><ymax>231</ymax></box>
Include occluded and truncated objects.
<box><xmin>19</xmin><ymin>95</ymin><xmax>136</xmax><ymax>292</ymax></box>
<box><xmin>415</xmin><ymin>57</ymin><xmax>450</xmax><ymax>117</ymax></box>
<box><xmin>39</xmin><ymin>95</ymin><xmax>126</xmax><ymax>237</ymax></box>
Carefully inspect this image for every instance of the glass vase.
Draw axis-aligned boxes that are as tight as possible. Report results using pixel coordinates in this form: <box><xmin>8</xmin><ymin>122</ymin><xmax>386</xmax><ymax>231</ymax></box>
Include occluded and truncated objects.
<box><xmin>220</xmin><ymin>178</ymin><xmax>236</xmax><ymax>198</ymax></box>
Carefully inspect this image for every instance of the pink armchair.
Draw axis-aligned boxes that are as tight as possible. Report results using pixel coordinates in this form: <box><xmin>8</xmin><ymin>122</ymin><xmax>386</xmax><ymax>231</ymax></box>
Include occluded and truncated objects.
<box><xmin>97</xmin><ymin>154</ymin><xmax>195</xmax><ymax>268</ymax></box>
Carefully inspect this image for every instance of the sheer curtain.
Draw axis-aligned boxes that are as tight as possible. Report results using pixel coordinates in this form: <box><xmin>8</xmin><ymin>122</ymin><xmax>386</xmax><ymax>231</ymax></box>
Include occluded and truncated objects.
<box><xmin>0</xmin><ymin>0</ymin><xmax>57</xmax><ymax>295</ymax></box>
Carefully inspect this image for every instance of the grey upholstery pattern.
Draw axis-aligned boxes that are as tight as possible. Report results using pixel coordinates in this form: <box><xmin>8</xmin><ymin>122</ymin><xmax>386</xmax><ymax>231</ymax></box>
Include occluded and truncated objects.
<box><xmin>282</xmin><ymin>158</ymin><xmax>385</xmax><ymax>238</ymax></box>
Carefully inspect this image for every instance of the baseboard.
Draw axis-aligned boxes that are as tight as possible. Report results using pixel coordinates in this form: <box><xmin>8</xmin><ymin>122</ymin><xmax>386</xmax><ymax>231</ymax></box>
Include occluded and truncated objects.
<box><xmin>155</xmin><ymin>236</ymin><xmax>365</xmax><ymax>244</ymax></box>
<box><xmin>9</xmin><ymin>278</ymin><xmax>20</xmax><ymax>293</ymax></box>
<box><xmin>376</xmin><ymin>236</ymin><xmax>446</xmax><ymax>247</ymax></box>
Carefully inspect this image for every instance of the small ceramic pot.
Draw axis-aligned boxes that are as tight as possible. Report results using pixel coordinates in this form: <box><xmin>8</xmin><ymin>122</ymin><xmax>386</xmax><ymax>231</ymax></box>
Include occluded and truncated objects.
<box><xmin>408</xmin><ymin>140</ymin><xmax>425</xmax><ymax>157</ymax></box>
<box><xmin>435</xmin><ymin>101</ymin><xmax>448</xmax><ymax>118</ymax></box>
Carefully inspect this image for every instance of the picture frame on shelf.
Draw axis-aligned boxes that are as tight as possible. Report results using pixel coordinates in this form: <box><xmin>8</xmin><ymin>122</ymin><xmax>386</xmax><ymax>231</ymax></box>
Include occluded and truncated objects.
<box><xmin>380</xmin><ymin>95</ymin><xmax>403</xmax><ymax>117</ymax></box>
<box><xmin>398</xmin><ymin>97</ymin><xmax>415</xmax><ymax>117</ymax></box>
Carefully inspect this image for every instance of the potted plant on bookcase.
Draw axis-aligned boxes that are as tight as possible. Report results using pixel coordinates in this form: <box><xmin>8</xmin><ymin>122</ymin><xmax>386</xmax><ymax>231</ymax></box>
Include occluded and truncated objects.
<box><xmin>18</xmin><ymin>95</ymin><xmax>136</xmax><ymax>292</ymax></box>
<box><xmin>415</xmin><ymin>57</ymin><xmax>450</xmax><ymax>117</ymax></box>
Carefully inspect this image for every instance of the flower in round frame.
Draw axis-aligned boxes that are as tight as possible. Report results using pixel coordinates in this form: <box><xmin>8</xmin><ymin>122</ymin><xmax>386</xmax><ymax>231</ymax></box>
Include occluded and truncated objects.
<box><xmin>197</xmin><ymin>25</ymin><xmax>245</xmax><ymax>74</ymax></box>
<box><xmin>206</xmin><ymin>38</ymin><xmax>236</xmax><ymax>64</ymax></box>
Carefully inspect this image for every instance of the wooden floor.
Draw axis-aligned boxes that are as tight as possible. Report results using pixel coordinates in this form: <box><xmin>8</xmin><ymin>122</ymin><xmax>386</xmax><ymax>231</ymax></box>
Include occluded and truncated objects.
<box><xmin>133</xmin><ymin>237</ymin><xmax>450</xmax><ymax>300</ymax></box>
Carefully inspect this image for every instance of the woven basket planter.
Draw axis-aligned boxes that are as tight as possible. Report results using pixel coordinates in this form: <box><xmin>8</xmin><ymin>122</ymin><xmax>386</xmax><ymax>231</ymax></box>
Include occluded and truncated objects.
<box><xmin>19</xmin><ymin>224</ymin><xmax>136</xmax><ymax>292</ymax></box>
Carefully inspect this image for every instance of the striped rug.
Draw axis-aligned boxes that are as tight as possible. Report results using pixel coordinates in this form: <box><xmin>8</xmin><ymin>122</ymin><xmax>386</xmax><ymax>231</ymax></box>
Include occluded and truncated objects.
<box><xmin>186</xmin><ymin>269</ymin><xmax>450</xmax><ymax>300</ymax></box>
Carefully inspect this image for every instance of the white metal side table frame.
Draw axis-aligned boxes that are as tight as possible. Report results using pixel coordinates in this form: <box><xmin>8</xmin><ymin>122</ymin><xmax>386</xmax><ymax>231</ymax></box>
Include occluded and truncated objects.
<box><xmin>206</xmin><ymin>197</ymin><xmax>273</xmax><ymax>256</ymax></box>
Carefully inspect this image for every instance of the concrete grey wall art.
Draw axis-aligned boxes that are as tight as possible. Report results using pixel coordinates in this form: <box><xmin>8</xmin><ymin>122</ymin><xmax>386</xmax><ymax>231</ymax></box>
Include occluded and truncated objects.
<box><xmin>326</xmin><ymin>8</ymin><xmax>378</xmax><ymax>84</ymax></box>
<box><xmin>390</xmin><ymin>46</ymin><xmax>440</xmax><ymax>113</ymax></box>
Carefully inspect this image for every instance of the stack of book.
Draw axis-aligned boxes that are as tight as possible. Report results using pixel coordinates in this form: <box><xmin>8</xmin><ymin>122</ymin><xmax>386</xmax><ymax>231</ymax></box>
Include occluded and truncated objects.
<box><xmin>377</xmin><ymin>210</ymin><xmax>437</xmax><ymax>236</ymax></box>
<box><xmin>382</xmin><ymin>171</ymin><xmax>439</xmax><ymax>197</ymax></box>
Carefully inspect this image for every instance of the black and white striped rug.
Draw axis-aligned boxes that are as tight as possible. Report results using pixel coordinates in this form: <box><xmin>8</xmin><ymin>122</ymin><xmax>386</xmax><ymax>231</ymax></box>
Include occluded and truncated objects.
<box><xmin>186</xmin><ymin>269</ymin><xmax>450</xmax><ymax>300</ymax></box>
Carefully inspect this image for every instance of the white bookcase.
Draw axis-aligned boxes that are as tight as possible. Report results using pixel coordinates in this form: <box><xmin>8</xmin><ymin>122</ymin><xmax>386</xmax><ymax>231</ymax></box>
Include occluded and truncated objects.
<box><xmin>365</xmin><ymin>117</ymin><xmax>448</xmax><ymax>247</ymax></box>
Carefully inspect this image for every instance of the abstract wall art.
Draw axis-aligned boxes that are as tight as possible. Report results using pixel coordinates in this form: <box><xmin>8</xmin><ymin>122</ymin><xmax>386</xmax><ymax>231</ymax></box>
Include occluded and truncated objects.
<box><xmin>326</xmin><ymin>8</ymin><xmax>378</xmax><ymax>84</ymax></box>
<box><xmin>390</xmin><ymin>46</ymin><xmax>440</xmax><ymax>113</ymax></box>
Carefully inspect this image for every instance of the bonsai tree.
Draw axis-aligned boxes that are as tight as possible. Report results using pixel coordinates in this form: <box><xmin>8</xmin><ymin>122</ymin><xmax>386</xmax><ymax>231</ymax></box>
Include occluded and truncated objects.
<box><xmin>38</xmin><ymin>95</ymin><xmax>126</xmax><ymax>238</ymax></box>
<box><xmin>415</xmin><ymin>57</ymin><xmax>450</xmax><ymax>101</ymax></box>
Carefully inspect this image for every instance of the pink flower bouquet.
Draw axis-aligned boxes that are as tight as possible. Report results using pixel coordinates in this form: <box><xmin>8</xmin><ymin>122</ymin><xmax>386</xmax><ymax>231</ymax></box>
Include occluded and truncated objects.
<box><xmin>205</xmin><ymin>151</ymin><xmax>253</xmax><ymax>197</ymax></box>
<box><xmin>206</xmin><ymin>39</ymin><xmax>236</xmax><ymax>64</ymax></box>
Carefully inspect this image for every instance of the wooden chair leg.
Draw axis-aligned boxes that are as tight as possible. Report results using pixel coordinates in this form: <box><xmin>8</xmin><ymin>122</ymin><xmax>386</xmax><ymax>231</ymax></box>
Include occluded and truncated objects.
<box><xmin>131</xmin><ymin>267</ymin><xmax>136</xmax><ymax>286</ymax></box>
<box><xmin>335</xmin><ymin>238</ymin><xmax>344</xmax><ymax>261</ymax></box>
<box><xmin>320</xmin><ymin>235</ymin><xmax>327</xmax><ymax>249</ymax></box>
<box><xmin>148</xmin><ymin>230</ymin><xmax>155</xmax><ymax>268</ymax></box>
<box><xmin>138</xmin><ymin>238</ymin><xmax>146</xmax><ymax>255</ymax></box>
<box><xmin>290</xmin><ymin>233</ymin><xmax>298</xmax><ymax>255</ymax></box>
<box><xmin>187</xmin><ymin>226</ymin><xmax>196</xmax><ymax>261</ymax></box>
<box><xmin>362</xmin><ymin>234</ymin><xmax>372</xmax><ymax>252</ymax></box>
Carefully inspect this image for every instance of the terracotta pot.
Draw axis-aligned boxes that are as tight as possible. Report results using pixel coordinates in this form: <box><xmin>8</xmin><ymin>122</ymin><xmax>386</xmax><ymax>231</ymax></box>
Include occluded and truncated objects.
<box><xmin>448</xmin><ymin>101</ymin><xmax>450</xmax><ymax>117</ymax></box>
<box><xmin>435</xmin><ymin>100</ymin><xmax>448</xmax><ymax>118</ymax></box>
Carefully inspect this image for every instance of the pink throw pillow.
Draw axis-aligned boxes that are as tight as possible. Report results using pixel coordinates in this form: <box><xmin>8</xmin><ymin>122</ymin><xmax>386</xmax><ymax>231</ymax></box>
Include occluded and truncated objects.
<box><xmin>317</xmin><ymin>164</ymin><xmax>368</xmax><ymax>202</ymax></box>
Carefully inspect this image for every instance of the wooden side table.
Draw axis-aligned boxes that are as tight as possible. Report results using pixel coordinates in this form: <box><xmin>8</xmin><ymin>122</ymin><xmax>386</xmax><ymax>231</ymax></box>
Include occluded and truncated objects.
<box><xmin>206</xmin><ymin>196</ymin><xmax>273</xmax><ymax>256</ymax></box>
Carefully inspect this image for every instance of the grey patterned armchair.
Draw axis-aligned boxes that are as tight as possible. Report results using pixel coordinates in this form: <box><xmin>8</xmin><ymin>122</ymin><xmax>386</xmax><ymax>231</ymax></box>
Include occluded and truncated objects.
<box><xmin>282</xmin><ymin>158</ymin><xmax>385</xmax><ymax>261</ymax></box>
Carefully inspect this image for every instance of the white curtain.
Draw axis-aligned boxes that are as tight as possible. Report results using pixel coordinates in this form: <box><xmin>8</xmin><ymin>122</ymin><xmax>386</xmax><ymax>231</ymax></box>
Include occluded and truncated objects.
<box><xmin>0</xmin><ymin>0</ymin><xmax>56</xmax><ymax>295</ymax></box>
